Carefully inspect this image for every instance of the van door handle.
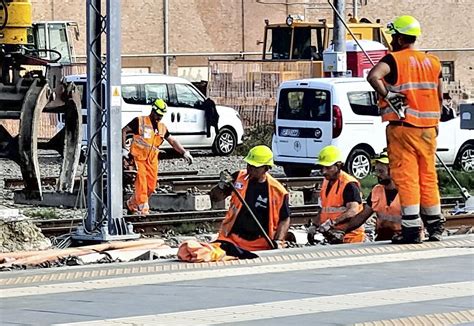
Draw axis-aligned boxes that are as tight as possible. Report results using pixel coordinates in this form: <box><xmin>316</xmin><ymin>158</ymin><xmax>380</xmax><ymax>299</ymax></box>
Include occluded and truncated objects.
<box><xmin>177</xmin><ymin>112</ymin><xmax>181</xmax><ymax>122</ymax></box>
<box><xmin>171</xmin><ymin>112</ymin><xmax>175</xmax><ymax>122</ymax></box>
<box><xmin>280</xmin><ymin>140</ymin><xmax>289</xmax><ymax>143</ymax></box>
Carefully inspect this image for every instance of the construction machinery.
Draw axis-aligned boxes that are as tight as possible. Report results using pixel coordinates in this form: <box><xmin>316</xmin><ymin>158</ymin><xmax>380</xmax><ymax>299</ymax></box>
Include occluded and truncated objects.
<box><xmin>207</xmin><ymin>16</ymin><xmax>391</xmax><ymax>126</ymax></box>
<box><xmin>0</xmin><ymin>0</ymin><xmax>82</xmax><ymax>200</ymax></box>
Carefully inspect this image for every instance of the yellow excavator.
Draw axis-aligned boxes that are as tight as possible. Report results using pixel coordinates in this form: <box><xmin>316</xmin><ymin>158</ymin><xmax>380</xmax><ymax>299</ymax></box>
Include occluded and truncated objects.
<box><xmin>208</xmin><ymin>16</ymin><xmax>391</xmax><ymax>122</ymax></box>
<box><xmin>0</xmin><ymin>0</ymin><xmax>82</xmax><ymax>200</ymax></box>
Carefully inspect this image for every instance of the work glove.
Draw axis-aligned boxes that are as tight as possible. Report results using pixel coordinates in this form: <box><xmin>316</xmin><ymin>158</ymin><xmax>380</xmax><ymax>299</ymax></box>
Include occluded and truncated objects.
<box><xmin>317</xmin><ymin>219</ymin><xmax>334</xmax><ymax>233</ymax></box>
<box><xmin>384</xmin><ymin>91</ymin><xmax>407</xmax><ymax>120</ymax></box>
<box><xmin>218</xmin><ymin>170</ymin><xmax>233</xmax><ymax>190</ymax></box>
<box><xmin>122</xmin><ymin>148</ymin><xmax>130</xmax><ymax>159</ymax></box>
<box><xmin>183</xmin><ymin>151</ymin><xmax>194</xmax><ymax>165</ymax></box>
<box><xmin>323</xmin><ymin>228</ymin><xmax>345</xmax><ymax>245</ymax></box>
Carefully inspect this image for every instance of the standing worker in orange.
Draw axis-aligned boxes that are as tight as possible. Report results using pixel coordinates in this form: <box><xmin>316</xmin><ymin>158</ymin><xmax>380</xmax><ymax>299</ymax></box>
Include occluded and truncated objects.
<box><xmin>122</xmin><ymin>99</ymin><xmax>194</xmax><ymax>215</ymax></box>
<box><xmin>316</xmin><ymin>145</ymin><xmax>365</xmax><ymax>244</ymax></box>
<box><xmin>367</xmin><ymin>15</ymin><xmax>445</xmax><ymax>243</ymax></box>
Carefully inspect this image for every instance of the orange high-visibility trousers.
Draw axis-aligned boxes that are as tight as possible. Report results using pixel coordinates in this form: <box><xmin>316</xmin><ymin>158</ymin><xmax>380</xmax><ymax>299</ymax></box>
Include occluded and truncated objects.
<box><xmin>127</xmin><ymin>155</ymin><xmax>159</xmax><ymax>214</ymax></box>
<box><xmin>386</xmin><ymin>125</ymin><xmax>441</xmax><ymax>217</ymax></box>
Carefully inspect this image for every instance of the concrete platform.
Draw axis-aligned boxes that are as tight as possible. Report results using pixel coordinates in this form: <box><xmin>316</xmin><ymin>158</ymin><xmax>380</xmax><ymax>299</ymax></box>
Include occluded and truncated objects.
<box><xmin>0</xmin><ymin>235</ymin><xmax>473</xmax><ymax>325</ymax></box>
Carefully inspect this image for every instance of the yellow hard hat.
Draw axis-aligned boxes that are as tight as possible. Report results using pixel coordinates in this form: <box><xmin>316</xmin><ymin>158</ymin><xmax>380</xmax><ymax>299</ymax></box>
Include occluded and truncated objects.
<box><xmin>244</xmin><ymin>145</ymin><xmax>274</xmax><ymax>167</ymax></box>
<box><xmin>372</xmin><ymin>151</ymin><xmax>389</xmax><ymax>165</ymax></box>
<box><xmin>386</xmin><ymin>15</ymin><xmax>421</xmax><ymax>36</ymax></box>
<box><xmin>317</xmin><ymin>145</ymin><xmax>342</xmax><ymax>167</ymax></box>
<box><xmin>152</xmin><ymin>98</ymin><xmax>167</xmax><ymax>115</ymax></box>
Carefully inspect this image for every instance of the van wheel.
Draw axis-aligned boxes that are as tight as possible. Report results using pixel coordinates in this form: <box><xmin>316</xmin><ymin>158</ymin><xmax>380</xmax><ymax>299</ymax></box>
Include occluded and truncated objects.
<box><xmin>212</xmin><ymin>127</ymin><xmax>237</xmax><ymax>156</ymax></box>
<box><xmin>346</xmin><ymin>149</ymin><xmax>371</xmax><ymax>179</ymax></box>
<box><xmin>454</xmin><ymin>143</ymin><xmax>474</xmax><ymax>172</ymax></box>
<box><xmin>283</xmin><ymin>165</ymin><xmax>312</xmax><ymax>177</ymax></box>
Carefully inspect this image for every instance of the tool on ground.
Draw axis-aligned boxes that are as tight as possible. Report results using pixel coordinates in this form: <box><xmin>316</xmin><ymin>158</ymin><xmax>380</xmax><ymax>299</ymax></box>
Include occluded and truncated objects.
<box><xmin>221</xmin><ymin>170</ymin><xmax>277</xmax><ymax>249</ymax></box>
<box><xmin>435</xmin><ymin>153</ymin><xmax>474</xmax><ymax>210</ymax></box>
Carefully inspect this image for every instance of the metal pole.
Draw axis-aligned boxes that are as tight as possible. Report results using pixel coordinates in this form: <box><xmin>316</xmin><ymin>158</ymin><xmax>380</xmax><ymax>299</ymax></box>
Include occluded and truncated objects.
<box><xmin>332</xmin><ymin>0</ymin><xmax>346</xmax><ymax>77</ymax></box>
<box><xmin>164</xmin><ymin>0</ymin><xmax>169</xmax><ymax>74</ymax></box>
<box><xmin>352</xmin><ymin>0</ymin><xmax>358</xmax><ymax>19</ymax></box>
<box><xmin>86</xmin><ymin>0</ymin><xmax>103</xmax><ymax>232</ymax></box>
<box><xmin>241</xmin><ymin>0</ymin><xmax>245</xmax><ymax>59</ymax></box>
<box><xmin>106</xmin><ymin>0</ymin><xmax>123</xmax><ymax>229</ymax></box>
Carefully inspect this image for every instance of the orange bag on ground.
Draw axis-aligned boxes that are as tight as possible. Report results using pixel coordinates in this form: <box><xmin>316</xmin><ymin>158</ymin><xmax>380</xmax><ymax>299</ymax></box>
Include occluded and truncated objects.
<box><xmin>177</xmin><ymin>240</ymin><xmax>236</xmax><ymax>263</ymax></box>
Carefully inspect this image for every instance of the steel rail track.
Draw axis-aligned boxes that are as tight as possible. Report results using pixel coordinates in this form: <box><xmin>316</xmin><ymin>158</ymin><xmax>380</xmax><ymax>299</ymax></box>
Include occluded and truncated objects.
<box><xmin>36</xmin><ymin>207</ymin><xmax>473</xmax><ymax>238</ymax></box>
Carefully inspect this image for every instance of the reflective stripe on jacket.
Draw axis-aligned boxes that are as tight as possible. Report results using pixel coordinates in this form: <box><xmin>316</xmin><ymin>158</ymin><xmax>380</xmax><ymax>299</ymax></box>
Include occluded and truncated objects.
<box><xmin>130</xmin><ymin>116</ymin><xmax>168</xmax><ymax>161</ymax></box>
<box><xmin>371</xmin><ymin>184</ymin><xmax>402</xmax><ymax>234</ymax></box>
<box><xmin>379</xmin><ymin>49</ymin><xmax>442</xmax><ymax>127</ymax></box>
<box><xmin>219</xmin><ymin>170</ymin><xmax>288</xmax><ymax>239</ymax></box>
<box><xmin>320</xmin><ymin>171</ymin><xmax>364</xmax><ymax>243</ymax></box>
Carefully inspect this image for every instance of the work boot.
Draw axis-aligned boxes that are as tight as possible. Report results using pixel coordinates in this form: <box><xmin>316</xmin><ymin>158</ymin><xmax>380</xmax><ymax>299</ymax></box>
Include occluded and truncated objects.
<box><xmin>392</xmin><ymin>225</ymin><xmax>423</xmax><ymax>244</ymax></box>
<box><xmin>421</xmin><ymin>214</ymin><xmax>446</xmax><ymax>242</ymax></box>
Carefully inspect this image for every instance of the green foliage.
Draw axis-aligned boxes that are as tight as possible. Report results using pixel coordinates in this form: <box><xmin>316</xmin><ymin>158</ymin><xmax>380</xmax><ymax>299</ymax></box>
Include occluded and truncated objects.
<box><xmin>236</xmin><ymin>124</ymin><xmax>274</xmax><ymax>156</ymax></box>
<box><xmin>359</xmin><ymin>170</ymin><xmax>473</xmax><ymax>198</ymax></box>
<box><xmin>23</xmin><ymin>208</ymin><xmax>60</xmax><ymax>220</ymax></box>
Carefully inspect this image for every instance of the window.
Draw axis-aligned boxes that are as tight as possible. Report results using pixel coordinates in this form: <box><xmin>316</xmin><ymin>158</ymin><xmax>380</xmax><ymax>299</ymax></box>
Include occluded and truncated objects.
<box><xmin>441</xmin><ymin>61</ymin><xmax>455</xmax><ymax>82</ymax></box>
<box><xmin>278</xmin><ymin>89</ymin><xmax>331</xmax><ymax>121</ymax></box>
<box><xmin>347</xmin><ymin>91</ymin><xmax>380</xmax><ymax>116</ymax></box>
<box><xmin>48</xmin><ymin>23</ymin><xmax>71</xmax><ymax>63</ymax></box>
<box><xmin>144</xmin><ymin>84</ymin><xmax>168</xmax><ymax>104</ymax></box>
<box><xmin>174</xmin><ymin>84</ymin><xmax>204</xmax><ymax>108</ymax></box>
<box><xmin>122</xmin><ymin>84</ymin><xmax>141</xmax><ymax>104</ymax></box>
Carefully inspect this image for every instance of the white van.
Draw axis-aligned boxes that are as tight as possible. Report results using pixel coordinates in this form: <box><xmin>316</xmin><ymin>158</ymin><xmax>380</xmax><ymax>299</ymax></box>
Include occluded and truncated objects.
<box><xmin>272</xmin><ymin>77</ymin><xmax>474</xmax><ymax>178</ymax></box>
<box><xmin>62</xmin><ymin>74</ymin><xmax>244</xmax><ymax>155</ymax></box>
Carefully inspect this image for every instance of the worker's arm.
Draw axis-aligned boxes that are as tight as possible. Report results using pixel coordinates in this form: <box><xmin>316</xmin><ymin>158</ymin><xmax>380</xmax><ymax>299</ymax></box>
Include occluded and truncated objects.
<box><xmin>338</xmin><ymin>204</ymin><xmax>374</xmax><ymax>233</ymax></box>
<box><xmin>274</xmin><ymin>218</ymin><xmax>290</xmax><ymax>242</ymax></box>
<box><xmin>122</xmin><ymin>125</ymin><xmax>131</xmax><ymax>148</ymax></box>
<box><xmin>438</xmin><ymin>78</ymin><xmax>444</xmax><ymax>109</ymax></box>
<box><xmin>166</xmin><ymin>135</ymin><xmax>186</xmax><ymax>155</ymax></box>
<box><xmin>367</xmin><ymin>61</ymin><xmax>391</xmax><ymax>98</ymax></box>
<box><xmin>333</xmin><ymin>201</ymin><xmax>362</xmax><ymax>225</ymax></box>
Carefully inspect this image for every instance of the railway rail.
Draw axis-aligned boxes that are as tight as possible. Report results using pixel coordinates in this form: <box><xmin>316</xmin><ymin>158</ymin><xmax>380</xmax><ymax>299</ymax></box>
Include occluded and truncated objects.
<box><xmin>36</xmin><ymin>206</ymin><xmax>473</xmax><ymax>238</ymax></box>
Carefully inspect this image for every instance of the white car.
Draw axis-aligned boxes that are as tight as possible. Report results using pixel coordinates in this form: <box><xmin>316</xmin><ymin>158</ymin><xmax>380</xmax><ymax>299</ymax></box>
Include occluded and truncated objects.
<box><xmin>62</xmin><ymin>74</ymin><xmax>244</xmax><ymax>155</ymax></box>
<box><xmin>272</xmin><ymin>77</ymin><xmax>474</xmax><ymax>178</ymax></box>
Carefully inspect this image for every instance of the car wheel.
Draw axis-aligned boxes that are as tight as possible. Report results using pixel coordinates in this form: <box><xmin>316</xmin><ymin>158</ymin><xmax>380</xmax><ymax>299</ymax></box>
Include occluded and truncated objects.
<box><xmin>455</xmin><ymin>143</ymin><xmax>474</xmax><ymax>172</ymax></box>
<box><xmin>346</xmin><ymin>149</ymin><xmax>371</xmax><ymax>179</ymax></box>
<box><xmin>212</xmin><ymin>127</ymin><xmax>237</xmax><ymax>156</ymax></box>
<box><xmin>283</xmin><ymin>165</ymin><xmax>312</xmax><ymax>177</ymax></box>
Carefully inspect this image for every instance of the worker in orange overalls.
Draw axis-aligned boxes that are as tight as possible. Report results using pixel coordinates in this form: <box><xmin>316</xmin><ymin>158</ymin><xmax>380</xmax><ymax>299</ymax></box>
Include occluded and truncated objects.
<box><xmin>209</xmin><ymin>145</ymin><xmax>290</xmax><ymax>251</ymax></box>
<box><xmin>367</xmin><ymin>15</ymin><xmax>445</xmax><ymax>243</ymax></box>
<box><xmin>122</xmin><ymin>99</ymin><xmax>193</xmax><ymax>215</ymax></box>
<box><xmin>316</xmin><ymin>145</ymin><xmax>365</xmax><ymax>244</ymax></box>
<box><xmin>333</xmin><ymin>151</ymin><xmax>403</xmax><ymax>241</ymax></box>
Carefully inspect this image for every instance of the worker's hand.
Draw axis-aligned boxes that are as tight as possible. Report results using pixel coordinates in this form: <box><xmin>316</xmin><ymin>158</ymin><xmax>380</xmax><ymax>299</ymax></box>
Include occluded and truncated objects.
<box><xmin>122</xmin><ymin>148</ymin><xmax>130</xmax><ymax>159</ymax></box>
<box><xmin>385</xmin><ymin>91</ymin><xmax>407</xmax><ymax>119</ymax></box>
<box><xmin>272</xmin><ymin>239</ymin><xmax>285</xmax><ymax>249</ymax></box>
<box><xmin>183</xmin><ymin>151</ymin><xmax>194</xmax><ymax>165</ymax></box>
<box><xmin>317</xmin><ymin>219</ymin><xmax>334</xmax><ymax>233</ymax></box>
<box><xmin>218</xmin><ymin>170</ymin><xmax>233</xmax><ymax>190</ymax></box>
<box><xmin>324</xmin><ymin>228</ymin><xmax>345</xmax><ymax>245</ymax></box>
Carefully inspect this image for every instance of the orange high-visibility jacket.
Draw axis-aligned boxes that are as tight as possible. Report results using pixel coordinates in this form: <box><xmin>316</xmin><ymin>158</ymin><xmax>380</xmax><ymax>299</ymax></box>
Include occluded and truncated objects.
<box><xmin>320</xmin><ymin>171</ymin><xmax>364</xmax><ymax>243</ymax></box>
<box><xmin>130</xmin><ymin>116</ymin><xmax>168</xmax><ymax>161</ymax></box>
<box><xmin>371</xmin><ymin>184</ymin><xmax>402</xmax><ymax>234</ymax></box>
<box><xmin>219</xmin><ymin>170</ymin><xmax>288</xmax><ymax>239</ymax></box>
<box><xmin>379</xmin><ymin>49</ymin><xmax>442</xmax><ymax>127</ymax></box>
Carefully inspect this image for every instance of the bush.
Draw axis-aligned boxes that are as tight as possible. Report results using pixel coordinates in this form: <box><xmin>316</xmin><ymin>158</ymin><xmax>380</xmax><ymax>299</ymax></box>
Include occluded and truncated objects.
<box><xmin>236</xmin><ymin>124</ymin><xmax>274</xmax><ymax>156</ymax></box>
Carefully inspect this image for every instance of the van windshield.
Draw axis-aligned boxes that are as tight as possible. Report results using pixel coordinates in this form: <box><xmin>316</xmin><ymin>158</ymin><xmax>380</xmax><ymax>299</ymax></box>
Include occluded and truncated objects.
<box><xmin>278</xmin><ymin>88</ymin><xmax>331</xmax><ymax>121</ymax></box>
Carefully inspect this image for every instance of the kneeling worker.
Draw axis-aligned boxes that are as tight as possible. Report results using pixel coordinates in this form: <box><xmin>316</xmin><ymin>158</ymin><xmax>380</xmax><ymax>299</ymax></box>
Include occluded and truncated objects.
<box><xmin>316</xmin><ymin>145</ymin><xmax>365</xmax><ymax>243</ymax></box>
<box><xmin>333</xmin><ymin>151</ymin><xmax>402</xmax><ymax>241</ymax></box>
<box><xmin>210</xmin><ymin>145</ymin><xmax>290</xmax><ymax>251</ymax></box>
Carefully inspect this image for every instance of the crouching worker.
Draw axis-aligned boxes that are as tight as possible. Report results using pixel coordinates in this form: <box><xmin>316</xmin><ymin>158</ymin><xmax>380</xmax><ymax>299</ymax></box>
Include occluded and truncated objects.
<box><xmin>210</xmin><ymin>145</ymin><xmax>291</xmax><ymax>251</ymax></box>
<box><xmin>332</xmin><ymin>151</ymin><xmax>403</xmax><ymax>241</ymax></box>
<box><xmin>316</xmin><ymin>145</ymin><xmax>365</xmax><ymax>244</ymax></box>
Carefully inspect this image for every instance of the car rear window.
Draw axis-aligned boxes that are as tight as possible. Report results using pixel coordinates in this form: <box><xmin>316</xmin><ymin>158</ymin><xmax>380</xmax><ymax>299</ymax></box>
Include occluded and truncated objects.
<box><xmin>347</xmin><ymin>91</ymin><xmax>380</xmax><ymax>116</ymax></box>
<box><xmin>278</xmin><ymin>88</ymin><xmax>331</xmax><ymax>121</ymax></box>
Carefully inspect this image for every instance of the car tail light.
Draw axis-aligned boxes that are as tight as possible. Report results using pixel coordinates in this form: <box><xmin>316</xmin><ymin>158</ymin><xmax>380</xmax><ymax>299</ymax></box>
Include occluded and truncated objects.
<box><xmin>332</xmin><ymin>105</ymin><xmax>343</xmax><ymax>138</ymax></box>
